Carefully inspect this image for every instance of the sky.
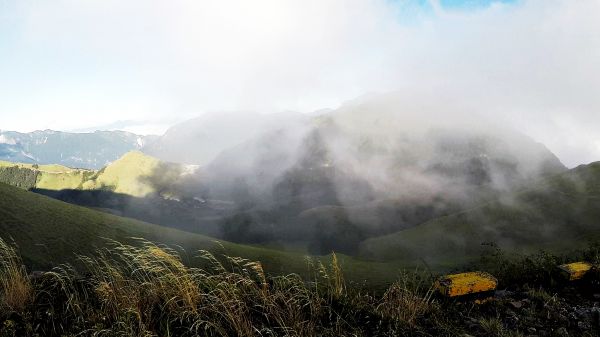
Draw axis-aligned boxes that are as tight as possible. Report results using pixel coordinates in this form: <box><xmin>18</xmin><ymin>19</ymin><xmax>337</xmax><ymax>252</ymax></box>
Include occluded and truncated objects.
<box><xmin>0</xmin><ymin>0</ymin><xmax>599</xmax><ymax>167</ymax></box>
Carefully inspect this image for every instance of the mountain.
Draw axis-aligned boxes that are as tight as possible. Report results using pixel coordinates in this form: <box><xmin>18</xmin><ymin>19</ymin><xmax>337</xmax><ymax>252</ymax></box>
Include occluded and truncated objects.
<box><xmin>1</xmin><ymin>131</ymin><xmax>596</xmax><ymax>276</ymax></box>
<box><xmin>0</xmin><ymin>94</ymin><xmax>571</xmax><ymax>257</ymax></box>
<box><xmin>79</xmin><ymin>151</ymin><xmax>196</xmax><ymax>198</ymax></box>
<box><xmin>142</xmin><ymin>111</ymin><xmax>308</xmax><ymax>165</ymax></box>
<box><xmin>193</xmin><ymin>94</ymin><xmax>567</xmax><ymax>253</ymax></box>
<box><xmin>0</xmin><ymin>129</ymin><xmax>155</xmax><ymax>169</ymax></box>
<box><xmin>359</xmin><ymin>161</ymin><xmax>600</xmax><ymax>268</ymax></box>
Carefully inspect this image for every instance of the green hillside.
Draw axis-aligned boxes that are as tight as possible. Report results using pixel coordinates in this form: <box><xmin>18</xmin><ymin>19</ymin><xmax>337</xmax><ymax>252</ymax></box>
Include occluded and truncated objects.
<box><xmin>0</xmin><ymin>151</ymin><xmax>186</xmax><ymax>198</ymax></box>
<box><xmin>81</xmin><ymin>151</ymin><xmax>167</xmax><ymax>197</ymax></box>
<box><xmin>0</xmin><ymin>160</ymin><xmax>75</xmax><ymax>173</ymax></box>
<box><xmin>0</xmin><ymin>182</ymin><xmax>401</xmax><ymax>287</ymax></box>
<box><xmin>360</xmin><ymin>162</ymin><xmax>600</xmax><ymax>268</ymax></box>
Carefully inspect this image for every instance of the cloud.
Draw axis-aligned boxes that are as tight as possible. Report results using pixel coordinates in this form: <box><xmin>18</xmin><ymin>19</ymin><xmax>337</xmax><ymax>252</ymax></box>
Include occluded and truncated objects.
<box><xmin>0</xmin><ymin>135</ymin><xmax>17</xmax><ymax>145</ymax></box>
<box><xmin>0</xmin><ymin>0</ymin><xmax>599</xmax><ymax>165</ymax></box>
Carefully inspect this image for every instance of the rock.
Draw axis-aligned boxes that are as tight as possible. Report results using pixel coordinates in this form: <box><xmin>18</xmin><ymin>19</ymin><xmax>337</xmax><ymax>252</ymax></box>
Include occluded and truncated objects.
<box><xmin>467</xmin><ymin>317</ymin><xmax>479</xmax><ymax>324</ymax></box>
<box><xmin>574</xmin><ymin>306</ymin><xmax>589</xmax><ymax>319</ymax></box>
<box><xmin>577</xmin><ymin>320</ymin><xmax>591</xmax><ymax>330</ymax></box>
<box><xmin>495</xmin><ymin>289</ymin><xmax>514</xmax><ymax>298</ymax></box>
<box><xmin>510</xmin><ymin>301</ymin><xmax>523</xmax><ymax>309</ymax></box>
<box><xmin>556</xmin><ymin>313</ymin><xmax>569</xmax><ymax>324</ymax></box>
<box><xmin>467</xmin><ymin>322</ymin><xmax>479</xmax><ymax>330</ymax></box>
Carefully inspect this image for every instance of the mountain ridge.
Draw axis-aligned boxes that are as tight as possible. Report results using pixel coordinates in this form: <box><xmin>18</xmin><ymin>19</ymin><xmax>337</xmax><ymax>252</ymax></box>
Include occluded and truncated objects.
<box><xmin>0</xmin><ymin>129</ymin><xmax>155</xmax><ymax>169</ymax></box>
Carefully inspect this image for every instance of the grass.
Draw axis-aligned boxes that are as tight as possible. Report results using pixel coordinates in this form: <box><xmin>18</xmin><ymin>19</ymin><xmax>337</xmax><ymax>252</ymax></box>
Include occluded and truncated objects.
<box><xmin>80</xmin><ymin>151</ymin><xmax>164</xmax><ymax>197</ymax></box>
<box><xmin>0</xmin><ymin>182</ymin><xmax>407</xmax><ymax>288</ymax></box>
<box><xmin>0</xmin><ymin>160</ymin><xmax>91</xmax><ymax>190</ymax></box>
<box><xmin>0</xmin><ymin>161</ymin><xmax>76</xmax><ymax>173</ymax></box>
<box><xmin>0</xmin><ymin>239</ymin><xmax>32</xmax><ymax>313</ymax></box>
<box><xmin>1</xmin><ymin>237</ymin><xmax>598</xmax><ymax>336</ymax></box>
<box><xmin>360</xmin><ymin>161</ymin><xmax>600</xmax><ymax>268</ymax></box>
<box><xmin>0</xmin><ymin>237</ymin><xmax>442</xmax><ymax>336</ymax></box>
<box><xmin>478</xmin><ymin>317</ymin><xmax>526</xmax><ymax>337</ymax></box>
<box><xmin>36</xmin><ymin>170</ymin><xmax>90</xmax><ymax>190</ymax></box>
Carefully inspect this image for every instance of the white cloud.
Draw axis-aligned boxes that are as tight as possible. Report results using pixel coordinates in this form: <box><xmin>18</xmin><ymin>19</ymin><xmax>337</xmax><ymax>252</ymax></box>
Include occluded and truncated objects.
<box><xmin>0</xmin><ymin>0</ymin><xmax>599</xmax><ymax>166</ymax></box>
<box><xmin>0</xmin><ymin>135</ymin><xmax>17</xmax><ymax>145</ymax></box>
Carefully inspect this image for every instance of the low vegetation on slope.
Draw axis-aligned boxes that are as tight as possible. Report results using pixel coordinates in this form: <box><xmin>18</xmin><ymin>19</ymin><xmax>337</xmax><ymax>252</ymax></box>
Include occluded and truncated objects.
<box><xmin>1</xmin><ymin>237</ymin><xmax>599</xmax><ymax>336</ymax></box>
<box><xmin>0</xmin><ymin>182</ymin><xmax>400</xmax><ymax>286</ymax></box>
<box><xmin>360</xmin><ymin>162</ymin><xmax>600</xmax><ymax>268</ymax></box>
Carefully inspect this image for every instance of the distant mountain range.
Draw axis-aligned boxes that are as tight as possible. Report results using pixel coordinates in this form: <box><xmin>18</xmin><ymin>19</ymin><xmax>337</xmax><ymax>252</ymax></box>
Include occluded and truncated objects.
<box><xmin>0</xmin><ymin>129</ymin><xmax>157</xmax><ymax>169</ymax></box>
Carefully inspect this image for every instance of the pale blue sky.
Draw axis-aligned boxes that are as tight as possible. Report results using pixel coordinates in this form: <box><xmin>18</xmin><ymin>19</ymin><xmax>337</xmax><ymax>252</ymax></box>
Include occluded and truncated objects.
<box><xmin>0</xmin><ymin>0</ymin><xmax>599</xmax><ymax>166</ymax></box>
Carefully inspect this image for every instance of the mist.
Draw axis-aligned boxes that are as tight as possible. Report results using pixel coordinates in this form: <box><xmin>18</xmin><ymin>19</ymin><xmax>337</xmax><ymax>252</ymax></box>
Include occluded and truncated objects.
<box><xmin>124</xmin><ymin>90</ymin><xmax>561</xmax><ymax>254</ymax></box>
<box><xmin>1</xmin><ymin>0</ymin><xmax>599</xmax><ymax>253</ymax></box>
<box><xmin>0</xmin><ymin>0</ymin><xmax>598</xmax><ymax>167</ymax></box>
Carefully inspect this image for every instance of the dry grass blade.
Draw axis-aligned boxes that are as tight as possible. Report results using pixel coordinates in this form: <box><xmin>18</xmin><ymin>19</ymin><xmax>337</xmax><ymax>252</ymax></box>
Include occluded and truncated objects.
<box><xmin>0</xmin><ymin>238</ymin><xmax>33</xmax><ymax>313</ymax></box>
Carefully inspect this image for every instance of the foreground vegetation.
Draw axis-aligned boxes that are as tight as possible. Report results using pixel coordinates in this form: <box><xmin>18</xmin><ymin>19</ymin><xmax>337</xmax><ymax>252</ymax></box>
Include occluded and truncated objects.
<box><xmin>1</xmin><ymin>237</ymin><xmax>600</xmax><ymax>337</ymax></box>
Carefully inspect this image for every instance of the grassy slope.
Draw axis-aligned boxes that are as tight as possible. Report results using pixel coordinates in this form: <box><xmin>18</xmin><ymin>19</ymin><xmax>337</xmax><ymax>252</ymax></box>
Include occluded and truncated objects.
<box><xmin>0</xmin><ymin>160</ymin><xmax>91</xmax><ymax>190</ymax></box>
<box><xmin>81</xmin><ymin>151</ymin><xmax>161</xmax><ymax>197</ymax></box>
<box><xmin>36</xmin><ymin>171</ymin><xmax>89</xmax><ymax>190</ymax></box>
<box><xmin>0</xmin><ymin>182</ymin><xmax>401</xmax><ymax>288</ymax></box>
<box><xmin>360</xmin><ymin>162</ymin><xmax>600</xmax><ymax>268</ymax></box>
<box><xmin>1</xmin><ymin>151</ymin><xmax>173</xmax><ymax>197</ymax></box>
<box><xmin>0</xmin><ymin>160</ymin><xmax>75</xmax><ymax>173</ymax></box>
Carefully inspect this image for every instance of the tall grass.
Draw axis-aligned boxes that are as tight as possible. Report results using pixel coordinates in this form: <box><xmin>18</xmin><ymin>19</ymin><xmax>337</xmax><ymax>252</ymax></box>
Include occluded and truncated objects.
<box><xmin>0</xmin><ymin>238</ymin><xmax>32</xmax><ymax>313</ymax></box>
<box><xmin>376</xmin><ymin>270</ymin><xmax>436</xmax><ymax>327</ymax></box>
<box><xmin>5</xmin><ymin>237</ymin><xmax>596</xmax><ymax>336</ymax></box>
<box><xmin>0</xmin><ymin>237</ymin><xmax>444</xmax><ymax>336</ymax></box>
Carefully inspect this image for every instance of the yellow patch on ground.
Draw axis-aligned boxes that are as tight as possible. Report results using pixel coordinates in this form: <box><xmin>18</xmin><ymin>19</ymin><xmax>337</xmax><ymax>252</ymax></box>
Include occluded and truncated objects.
<box><xmin>558</xmin><ymin>262</ymin><xmax>593</xmax><ymax>281</ymax></box>
<box><xmin>435</xmin><ymin>272</ymin><xmax>497</xmax><ymax>297</ymax></box>
<box><xmin>36</xmin><ymin>171</ymin><xmax>88</xmax><ymax>190</ymax></box>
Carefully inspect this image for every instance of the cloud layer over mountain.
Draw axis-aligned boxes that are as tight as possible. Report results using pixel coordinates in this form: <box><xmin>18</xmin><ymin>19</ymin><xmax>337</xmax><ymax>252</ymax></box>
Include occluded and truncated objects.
<box><xmin>1</xmin><ymin>0</ymin><xmax>599</xmax><ymax>166</ymax></box>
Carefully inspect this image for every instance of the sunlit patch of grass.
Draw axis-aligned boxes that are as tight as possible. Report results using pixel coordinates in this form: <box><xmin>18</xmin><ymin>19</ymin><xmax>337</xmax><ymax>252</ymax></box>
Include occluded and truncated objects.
<box><xmin>376</xmin><ymin>270</ymin><xmax>437</xmax><ymax>327</ymax></box>
<box><xmin>0</xmin><ymin>238</ymin><xmax>33</xmax><ymax>313</ymax></box>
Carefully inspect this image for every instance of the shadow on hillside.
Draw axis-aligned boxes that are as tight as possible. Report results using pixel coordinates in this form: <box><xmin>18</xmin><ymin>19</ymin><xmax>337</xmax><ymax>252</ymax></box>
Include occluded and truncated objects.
<box><xmin>31</xmin><ymin>188</ymin><xmax>230</xmax><ymax>238</ymax></box>
<box><xmin>30</xmin><ymin>187</ymin><xmax>370</xmax><ymax>255</ymax></box>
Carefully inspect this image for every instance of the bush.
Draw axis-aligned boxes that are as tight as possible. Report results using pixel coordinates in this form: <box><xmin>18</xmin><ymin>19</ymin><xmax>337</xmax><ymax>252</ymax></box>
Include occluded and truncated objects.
<box><xmin>0</xmin><ymin>166</ymin><xmax>38</xmax><ymax>190</ymax></box>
